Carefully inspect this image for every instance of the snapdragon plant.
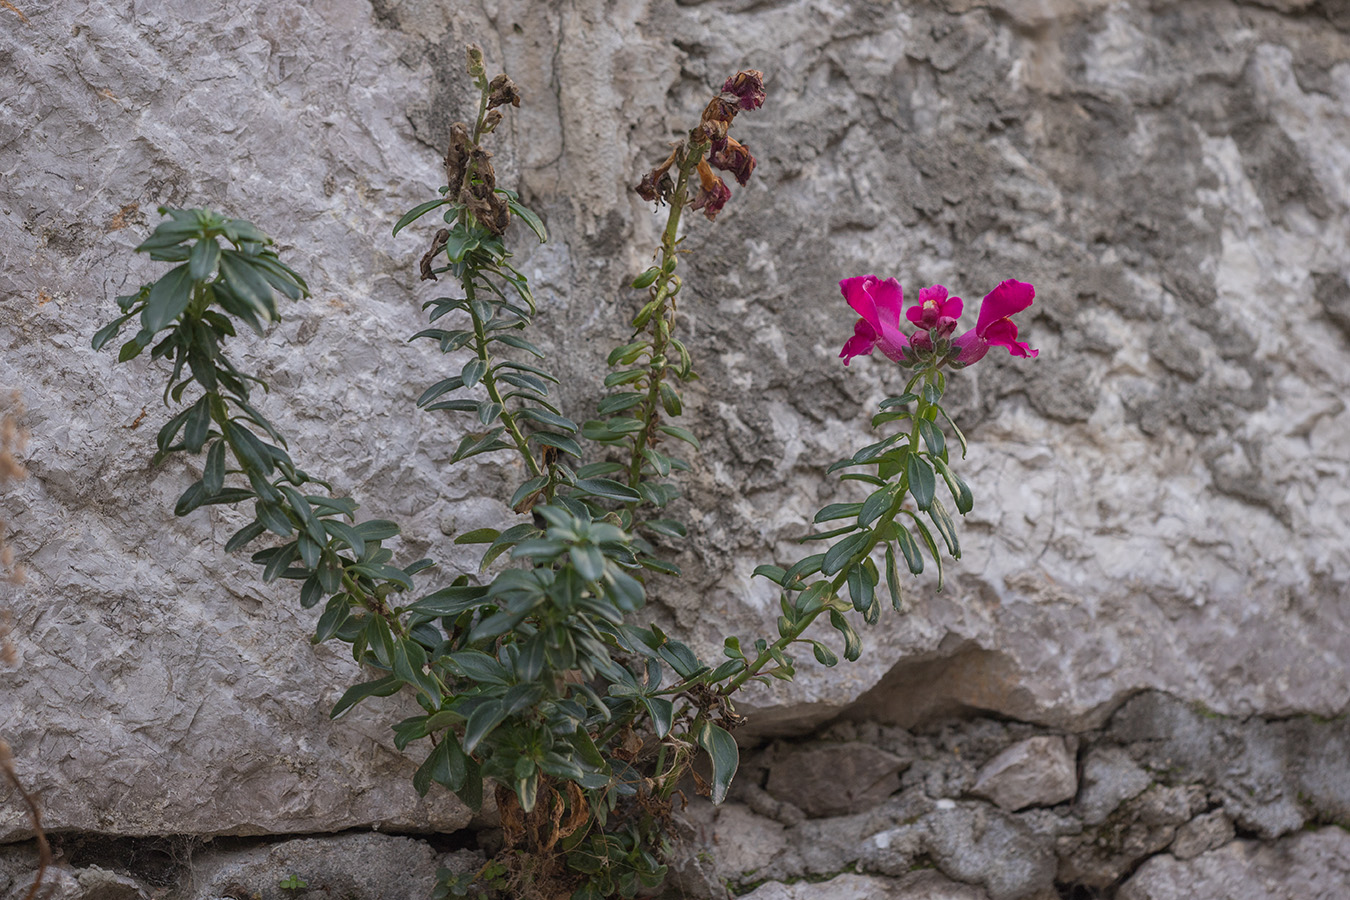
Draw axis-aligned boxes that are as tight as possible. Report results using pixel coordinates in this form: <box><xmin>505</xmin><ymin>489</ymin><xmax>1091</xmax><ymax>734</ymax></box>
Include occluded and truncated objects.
<box><xmin>93</xmin><ymin>48</ymin><xmax>1037</xmax><ymax>900</ymax></box>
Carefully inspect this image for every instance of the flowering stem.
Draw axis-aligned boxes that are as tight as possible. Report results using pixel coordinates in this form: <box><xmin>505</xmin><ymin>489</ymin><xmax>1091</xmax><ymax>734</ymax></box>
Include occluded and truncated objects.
<box><xmin>721</xmin><ymin>367</ymin><xmax>942</xmax><ymax>694</ymax></box>
<box><xmin>465</xmin><ymin>279</ymin><xmax>543</xmax><ymax>479</ymax></box>
<box><xmin>625</xmin><ymin>143</ymin><xmax>707</xmax><ymax>501</ymax></box>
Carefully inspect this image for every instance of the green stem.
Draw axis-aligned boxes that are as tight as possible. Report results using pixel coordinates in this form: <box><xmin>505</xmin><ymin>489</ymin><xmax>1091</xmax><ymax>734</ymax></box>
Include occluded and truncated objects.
<box><xmin>625</xmin><ymin>144</ymin><xmax>707</xmax><ymax>500</ymax></box>
<box><xmin>722</xmin><ymin>371</ymin><xmax>938</xmax><ymax>693</ymax></box>
<box><xmin>466</xmin><ymin>280</ymin><xmax>543</xmax><ymax>479</ymax></box>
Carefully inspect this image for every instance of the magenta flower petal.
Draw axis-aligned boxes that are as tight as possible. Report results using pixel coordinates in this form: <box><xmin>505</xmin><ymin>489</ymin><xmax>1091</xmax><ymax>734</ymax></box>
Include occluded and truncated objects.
<box><xmin>907</xmin><ymin>284</ymin><xmax>964</xmax><ymax>329</ymax></box>
<box><xmin>976</xmin><ymin>280</ymin><xmax>1035</xmax><ymax>335</ymax></box>
<box><xmin>839</xmin><ymin>275</ymin><xmax>910</xmax><ymax>364</ymax></box>
<box><xmin>840</xmin><ymin>319</ymin><xmax>878</xmax><ymax>365</ymax></box>
<box><xmin>950</xmin><ymin>329</ymin><xmax>989</xmax><ymax>365</ymax></box>
<box><xmin>982</xmin><ymin>318</ymin><xmax>1039</xmax><ymax>358</ymax></box>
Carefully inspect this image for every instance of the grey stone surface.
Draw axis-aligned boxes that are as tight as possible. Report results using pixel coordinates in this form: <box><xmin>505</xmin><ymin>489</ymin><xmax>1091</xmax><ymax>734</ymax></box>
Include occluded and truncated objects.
<box><xmin>2</xmin><ymin>0</ymin><xmax>1350</xmax><ymax>843</ymax></box>
<box><xmin>970</xmin><ymin>737</ymin><xmax>1076</xmax><ymax>812</ymax></box>
<box><xmin>1055</xmin><ymin>783</ymin><xmax>1207</xmax><ymax>889</ymax></box>
<box><xmin>1169</xmin><ymin>809</ymin><xmax>1236</xmax><ymax>861</ymax></box>
<box><xmin>1074</xmin><ymin>745</ymin><xmax>1152</xmax><ymax>826</ymax></box>
<box><xmin>737</xmin><ymin>871</ymin><xmax>990</xmax><ymax>900</ymax></box>
<box><xmin>1108</xmin><ymin>692</ymin><xmax>1350</xmax><ymax>838</ymax></box>
<box><xmin>765</xmin><ymin>741</ymin><xmax>910</xmax><ymax>818</ymax></box>
<box><xmin>1118</xmin><ymin>827</ymin><xmax>1350</xmax><ymax>900</ymax></box>
<box><xmin>189</xmin><ymin>833</ymin><xmax>443</xmax><ymax>900</ymax></box>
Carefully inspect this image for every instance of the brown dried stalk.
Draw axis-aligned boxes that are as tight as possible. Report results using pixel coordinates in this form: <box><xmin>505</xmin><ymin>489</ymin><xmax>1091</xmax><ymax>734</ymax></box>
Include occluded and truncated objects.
<box><xmin>0</xmin><ymin>739</ymin><xmax>49</xmax><ymax>900</ymax></box>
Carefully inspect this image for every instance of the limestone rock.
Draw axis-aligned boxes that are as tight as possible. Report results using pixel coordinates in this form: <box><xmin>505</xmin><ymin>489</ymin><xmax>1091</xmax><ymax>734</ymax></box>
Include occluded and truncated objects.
<box><xmin>4</xmin><ymin>0</ymin><xmax>1350</xmax><ymax>843</ymax></box>
<box><xmin>765</xmin><ymin>742</ymin><xmax>910</xmax><ymax>818</ymax></box>
<box><xmin>737</xmin><ymin>871</ymin><xmax>990</xmax><ymax>900</ymax></box>
<box><xmin>1118</xmin><ymin>828</ymin><xmax>1350</xmax><ymax>900</ymax></box>
<box><xmin>1074</xmin><ymin>745</ymin><xmax>1152</xmax><ymax>825</ymax></box>
<box><xmin>1169</xmin><ymin>810</ymin><xmax>1236</xmax><ymax>861</ymax></box>
<box><xmin>970</xmin><ymin>737</ymin><xmax>1076</xmax><ymax>812</ymax></box>
<box><xmin>188</xmin><ymin>833</ymin><xmax>443</xmax><ymax>900</ymax></box>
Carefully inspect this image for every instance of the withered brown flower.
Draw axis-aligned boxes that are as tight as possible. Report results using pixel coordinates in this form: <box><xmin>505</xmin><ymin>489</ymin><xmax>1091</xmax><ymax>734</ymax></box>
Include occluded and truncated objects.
<box><xmin>722</xmin><ymin>70</ymin><xmax>766</xmax><ymax>110</ymax></box>
<box><xmin>487</xmin><ymin>74</ymin><xmax>522</xmax><ymax>110</ymax></box>
<box><xmin>709</xmin><ymin>136</ymin><xmax>756</xmax><ymax>187</ymax></box>
<box><xmin>689</xmin><ymin>159</ymin><xmax>731</xmax><ymax>221</ymax></box>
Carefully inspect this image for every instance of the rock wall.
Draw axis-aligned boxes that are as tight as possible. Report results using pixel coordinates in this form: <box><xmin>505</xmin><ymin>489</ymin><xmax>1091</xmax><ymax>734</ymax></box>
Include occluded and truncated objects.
<box><xmin>2</xmin><ymin>0</ymin><xmax>1350</xmax><ymax>894</ymax></box>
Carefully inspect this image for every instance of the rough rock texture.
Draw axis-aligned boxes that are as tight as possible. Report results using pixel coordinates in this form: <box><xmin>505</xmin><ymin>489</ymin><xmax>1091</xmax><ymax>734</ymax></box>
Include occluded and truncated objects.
<box><xmin>0</xmin><ymin>833</ymin><xmax>480</xmax><ymax>900</ymax></box>
<box><xmin>685</xmin><ymin>695</ymin><xmax>1350</xmax><ymax>900</ymax></box>
<box><xmin>2</xmin><ymin>0</ymin><xmax>1350</xmax><ymax>852</ymax></box>
<box><xmin>764</xmin><ymin>741</ymin><xmax>911</xmax><ymax>818</ymax></box>
<box><xmin>970</xmin><ymin>737</ymin><xmax>1077</xmax><ymax>812</ymax></box>
<box><xmin>737</xmin><ymin>871</ymin><xmax>992</xmax><ymax>900</ymax></box>
<box><xmin>1118</xmin><ymin>828</ymin><xmax>1350</xmax><ymax>900</ymax></box>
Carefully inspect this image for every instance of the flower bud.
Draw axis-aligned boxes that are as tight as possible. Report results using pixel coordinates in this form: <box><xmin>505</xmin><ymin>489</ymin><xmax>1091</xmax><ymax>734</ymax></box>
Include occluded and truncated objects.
<box><xmin>481</xmin><ymin>109</ymin><xmax>504</xmax><ymax>133</ymax></box>
<box><xmin>466</xmin><ymin>45</ymin><xmax>486</xmax><ymax>79</ymax></box>
<box><xmin>910</xmin><ymin>330</ymin><xmax>934</xmax><ymax>353</ymax></box>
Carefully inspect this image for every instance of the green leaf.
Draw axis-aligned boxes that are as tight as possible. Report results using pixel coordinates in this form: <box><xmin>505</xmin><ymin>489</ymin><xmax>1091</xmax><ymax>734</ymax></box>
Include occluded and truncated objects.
<box><xmin>331</xmin><ymin>675</ymin><xmax>401</xmax><ymax>719</ymax></box>
<box><xmin>694</xmin><ymin>722</ymin><xmax>739</xmax><ymax>805</ymax></box>
<box><xmin>225</xmin><ymin>520</ymin><xmax>267</xmax><ymax>553</ymax></box>
<box><xmin>417</xmin><ymin>376</ymin><xmax>465</xmax><ymax>407</ymax></box>
<box><xmin>142</xmin><ymin>264</ymin><xmax>194</xmax><ymax>332</ymax></box>
<box><xmin>828</xmin><ymin>609</ymin><xmax>862</xmax><ymax>661</ymax></box>
<box><xmin>188</xmin><ymin>237</ymin><xmax>222</xmax><ymax>281</ymax></box>
<box><xmin>642</xmin><ymin>518</ymin><xmax>686</xmax><ymax>539</ymax></box>
<box><xmin>173</xmin><ymin>481</ymin><xmax>205</xmax><ymax>516</ymax></box>
<box><xmin>937</xmin><ymin>405</ymin><xmax>969</xmax><ymax>458</ymax></box>
<box><xmin>354</xmin><ymin>519</ymin><xmax>400</xmax><ymax>541</ymax></box>
<box><xmin>517</xmin><ymin>407</ymin><xmax>577</xmax><ymax>432</ymax></box>
<box><xmin>928</xmin><ymin>499</ymin><xmax>961</xmax><ymax>559</ymax></box>
<box><xmin>314</xmin><ymin>594</ymin><xmax>351</xmax><ymax>643</ymax></box>
<box><xmin>504</xmin><ymin>196</ymin><xmax>547</xmax><ymax>242</ymax></box>
<box><xmin>461</xmin><ymin>358</ymin><xmax>487</xmax><ymax>389</ymax></box>
<box><xmin>219</xmin><ymin>250</ymin><xmax>278</xmax><ymax>321</ymax></box>
<box><xmin>809</xmin><ymin>640</ymin><xmax>838</xmax><ymax>667</ymax></box>
<box><xmin>658</xmin><ymin>382</ymin><xmax>682</xmax><ymax>416</ymax></box>
<box><xmin>487</xmin><ymin>334</ymin><xmax>542</xmax><ymax>360</ymax></box>
<box><xmin>815</xmin><ymin>503</ymin><xmax>863</xmax><ymax>524</ymax></box>
<box><xmin>202</xmin><ymin>440</ymin><xmax>226</xmax><ymax>495</ymax></box>
<box><xmin>933</xmin><ymin>458</ymin><xmax>974</xmax><ymax>515</ymax></box>
<box><xmin>885</xmin><ymin>545</ymin><xmax>904</xmax><ymax>611</ymax></box>
<box><xmin>630</xmin><ymin>267</ymin><xmax>660</xmax><ymax>289</ymax></box>
<box><xmin>393</xmin><ymin>198</ymin><xmax>449</xmax><ymax>236</ymax></box>
<box><xmin>408</xmin><ymin>585</ymin><xmax>490</xmax><ymax>618</ymax></box>
<box><xmin>91</xmin><ymin>312</ymin><xmax>136</xmax><ymax>351</ymax></box>
<box><xmin>906</xmin><ymin>454</ymin><xmax>936</xmax><ymax>511</ymax></box>
<box><xmin>907</xmin><ymin>514</ymin><xmax>944</xmax><ymax>590</ymax></box>
<box><xmin>453</xmin><ymin>528</ymin><xmax>500</xmax><ymax>545</ymax></box>
<box><xmin>574</xmin><ymin>478</ymin><xmax>642</xmax><ymax>504</ymax></box>
<box><xmin>463</xmin><ymin>700</ymin><xmax>508</xmax><ymax>754</ymax></box>
<box><xmin>657</xmin><ymin>424</ymin><xmax>700</xmax><ymax>449</ymax></box>
<box><xmin>822</xmin><ymin>531</ymin><xmax>871</xmax><ymax>577</ymax></box>
<box><xmin>918</xmin><ymin>419</ymin><xmax>946</xmax><ymax>459</ymax></box>
<box><xmin>642</xmin><ymin>696</ymin><xmax>674</xmax><ymax>738</ymax></box>
<box><xmin>183</xmin><ymin>396</ymin><xmax>211</xmax><ymax>454</ymax></box>
<box><xmin>895</xmin><ymin>528</ymin><xmax>924</xmax><ymax>575</ymax></box>
<box><xmin>846</xmin><ymin>563</ymin><xmax>874</xmax><ymax>613</ymax></box>
<box><xmin>752</xmin><ymin>565</ymin><xmax>788</xmax><ymax>585</ymax></box>
<box><xmin>569</xmin><ymin>544</ymin><xmax>607</xmax><ymax>582</ymax></box>
<box><xmin>530</xmin><ymin>432</ymin><xmax>583</xmax><ymax>459</ymax></box>
<box><xmin>858</xmin><ymin>486</ymin><xmax>895</xmax><ymax>528</ymax></box>
<box><xmin>793</xmin><ymin>581</ymin><xmax>830</xmax><ymax>616</ymax></box>
<box><xmin>322</xmin><ymin>519</ymin><xmax>366</xmax><ymax>558</ymax></box>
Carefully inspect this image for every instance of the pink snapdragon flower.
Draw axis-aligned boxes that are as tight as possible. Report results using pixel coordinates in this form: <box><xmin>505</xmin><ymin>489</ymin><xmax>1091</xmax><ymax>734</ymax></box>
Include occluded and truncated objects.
<box><xmin>950</xmin><ymin>279</ymin><xmax>1039</xmax><ymax>365</ymax></box>
<box><xmin>839</xmin><ymin>275</ymin><xmax>911</xmax><ymax>365</ymax></box>
<box><xmin>906</xmin><ymin>285</ymin><xmax>962</xmax><ymax>340</ymax></box>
